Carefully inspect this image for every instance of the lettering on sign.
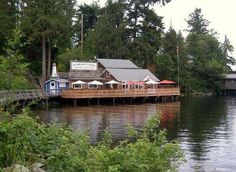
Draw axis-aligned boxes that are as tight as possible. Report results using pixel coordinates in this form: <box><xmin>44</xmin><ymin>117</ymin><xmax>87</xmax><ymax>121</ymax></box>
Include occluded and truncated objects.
<box><xmin>71</xmin><ymin>62</ymin><xmax>97</xmax><ymax>71</ymax></box>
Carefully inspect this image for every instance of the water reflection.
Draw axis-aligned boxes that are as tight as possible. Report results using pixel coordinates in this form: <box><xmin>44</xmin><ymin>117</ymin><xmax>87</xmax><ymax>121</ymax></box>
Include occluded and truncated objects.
<box><xmin>178</xmin><ymin>97</ymin><xmax>235</xmax><ymax>171</ymax></box>
<box><xmin>35</xmin><ymin>102</ymin><xmax>180</xmax><ymax>143</ymax></box>
<box><xmin>34</xmin><ymin>97</ymin><xmax>236</xmax><ymax>171</ymax></box>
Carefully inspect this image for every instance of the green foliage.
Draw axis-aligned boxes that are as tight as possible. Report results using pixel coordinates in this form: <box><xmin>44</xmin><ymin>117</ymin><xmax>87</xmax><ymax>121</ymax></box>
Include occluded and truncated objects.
<box><xmin>183</xmin><ymin>8</ymin><xmax>230</xmax><ymax>93</ymax></box>
<box><xmin>1</xmin><ymin>1</ymin><xmax>234</xmax><ymax>94</ymax></box>
<box><xmin>0</xmin><ymin>28</ymin><xmax>33</xmax><ymax>90</ymax></box>
<box><xmin>85</xmin><ymin>0</ymin><xmax>127</xmax><ymax>59</ymax></box>
<box><xmin>125</xmin><ymin>0</ymin><xmax>165</xmax><ymax>68</ymax></box>
<box><xmin>221</xmin><ymin>35</ymin><xmax>235</xmax><ymax>72</ymax></box>
<box><xmin>56</xmin><ymin>47</ymin><xmax>93</xmax><ymax>72</ymax></box>
<box><xmin>0</xmin><ymin>0</ymin><xmax>18</xmax><ymax>55</ymax></box>
<box><xmin>186</xmin><ymin>8</ymin><xmax>210</xmax><ymax>34</ymax></box>
<box><xmin>0</xmin><ymin>110</ymin><xmax>183</xmax><ymax>171</ymax></box>
<box><xmin>74</xmin><ymin>3</ymin><xmax>100</xmax><ymax>45</ymax></box>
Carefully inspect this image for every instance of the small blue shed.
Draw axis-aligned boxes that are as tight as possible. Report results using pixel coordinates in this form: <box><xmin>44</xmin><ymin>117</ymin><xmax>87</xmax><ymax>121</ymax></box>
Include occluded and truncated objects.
<box><xmin>45</xmin><ymin>78</ymin><xmax>70</xmax><ymax>95</ymax></box>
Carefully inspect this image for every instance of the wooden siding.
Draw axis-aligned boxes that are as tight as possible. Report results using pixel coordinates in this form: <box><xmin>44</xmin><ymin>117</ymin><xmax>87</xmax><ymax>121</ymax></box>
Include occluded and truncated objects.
<box><xmin>60</xmin><ymin>87</ymin><xmax>180</xmax><ymax>99</ymax></box>
<box><xmin>223</xmin><ymin>79</ymin><xmax>236</xmax><ymax>90</ymax></box>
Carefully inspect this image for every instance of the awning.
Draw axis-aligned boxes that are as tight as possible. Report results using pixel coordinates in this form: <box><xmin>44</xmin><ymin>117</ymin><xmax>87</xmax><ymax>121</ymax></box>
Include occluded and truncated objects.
<box><xmin>159</xmin><ymin>80</ymin><xmax>176</xmax><ymax>84</ymax></box>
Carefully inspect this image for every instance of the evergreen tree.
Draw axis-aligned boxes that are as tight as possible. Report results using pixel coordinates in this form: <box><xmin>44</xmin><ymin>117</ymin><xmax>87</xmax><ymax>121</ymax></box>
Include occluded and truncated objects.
<box><xmin>20</xmin><ymin>0</ymin><xmax>76</xmax><ymax>81</ymax></box>
<box><xmin>156</xmin><ymin>28</ymin><xmax>188</xmax><ymax>85</ymax></box>
<box><xmin>125</xmin><ymin>0</ymin><xmax>166</xmax><ymax>69</ymax></box>
<box><xmin>85</xmin><ymin>0</ymin><xmax>127</xmax><ymax>59</ymax></box>
<box><xmin>74</xmin><ymin>3</ymin><xmax>100</xmax><ymax>46</ymax></box>
<box><xmin>186</xmin><ymin>8</ymin><xmax>209</xmax><ymax>35</ymax></box>
<box><xmin>0</xmin><ymin>0</ymin><xmax>19</xmax><ymax>55</ymax></box>
<box><xmin>221</xmin><ymin>35</ymin><xmax>235</xmax><ymax>72</ymax></box>
<box><xmin>185</xmin><ymin>8</ymin><xmax>226</xmax><ymax>93</ymax></box>
<box><xmin>0</xmin><ymin>28</ymin><xmax>32</xmax><ymax>90</ymax></box>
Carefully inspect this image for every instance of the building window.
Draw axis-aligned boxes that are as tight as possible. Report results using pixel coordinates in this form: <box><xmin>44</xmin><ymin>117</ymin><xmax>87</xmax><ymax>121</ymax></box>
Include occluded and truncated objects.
<box><xmin>60</xmin><ymin>82</ymin><xmax>66</xmax><ymax>87</ymax></box>
<box><xmin>51</xmin><ymin>82</ymin><xmax>54</xmax><ymax>86</ymax></box>
<box><xmin>99</xmin><ymin>68</ymin><xmax>103</xmax><ymax>73</ymax></box>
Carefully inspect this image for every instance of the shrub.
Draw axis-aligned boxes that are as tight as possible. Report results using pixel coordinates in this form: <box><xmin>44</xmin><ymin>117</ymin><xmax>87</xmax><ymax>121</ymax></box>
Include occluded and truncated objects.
<box><xmin>0</xmin><ymin>110</ymin><xmax>184</xmax><ymax>171</ymax></box>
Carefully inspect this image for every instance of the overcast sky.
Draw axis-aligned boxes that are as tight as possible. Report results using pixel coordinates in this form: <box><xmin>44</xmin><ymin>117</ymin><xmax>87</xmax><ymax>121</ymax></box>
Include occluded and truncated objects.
<box><xmin>79</xmin><ymin>0</ymin><xmax>236</xmax><ymax>62</ymax></box>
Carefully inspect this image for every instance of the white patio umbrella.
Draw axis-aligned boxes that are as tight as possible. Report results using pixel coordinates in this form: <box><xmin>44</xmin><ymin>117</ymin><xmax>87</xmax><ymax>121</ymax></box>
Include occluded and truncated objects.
<box><xmin>72</xmin><ymin>80</ymin><xmax>86</xmax><ymax>85</ymax></box>
<box><xmin>105</xmin><ymin>80</ymin><xmax>119</xmax><ymax>85</ymax></box>
<box><xmin>72</xmin><ymin>80</ymin><xmax>87</xmax><ymax>89</ymax></box>
<box><xmin>88</xmin><ymin>80</ymin><xmax>104</xmax><ymax>85</ymax></box>
<box><xmin>105</xmin><ymin>80</ymin><xmax>119</xmax><ymax>89</ymax></box>
<box><xmin>145</xmin><ymin>80</ymin><xmax>159</xmax><ymax>84</ymax></box>
<box><xmin>145</xmin><ymin>79</ymin><xmax>159</xmax><ymax>89</ymax></box>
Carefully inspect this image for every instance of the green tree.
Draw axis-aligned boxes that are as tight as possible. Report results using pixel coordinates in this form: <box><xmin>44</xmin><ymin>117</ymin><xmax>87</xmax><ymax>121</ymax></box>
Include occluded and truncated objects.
<box><xmin>74</xmin><ymin>3</ymin><xmax>100</xmax><ymax>46</ymax></box>
<box><xmin>125</xmin><ymin>0</ymin><xmax>166</xmax><ymax>69</ymax></box>
<box><xmin>20</xmin><ymin>0</ymin><xmax>76</xmax><ymax>81</ymax></box>
<box><xmin>85</xmin><ymin>0</ymin><xmax>127</xmax><ymax>59</ymax></box>
<box><xmin>0</xmin><ymin>28</ymin><xmax>32</xmax><ymax>90</ymax></box>
<box><xmin>221</xmin><ymin>35</ymin><xmax>235</xmax><ymax>72</ymax></box>
<box><xmin>185</xmin><ymin>8</ymin><xmax>226</xmax><ymax>93</ymax></box>
<box><xmin>156</xmin><ymin>27</ymin><xmax>178</xmax><ymax>80</ymax></box>
<box><xmin>186</xmin><ymin>8</ymin><xmax>210</xmax><ymax>35</ymax></box>
<box><xmin>156</xmin><ymin>28</ymin><xmax>188</xmax><ymax>84</ymax></box>
<box><xmin>0</xmin><ymin>0</ymin><xmax>20</xmax><ymax>55</ymax></box>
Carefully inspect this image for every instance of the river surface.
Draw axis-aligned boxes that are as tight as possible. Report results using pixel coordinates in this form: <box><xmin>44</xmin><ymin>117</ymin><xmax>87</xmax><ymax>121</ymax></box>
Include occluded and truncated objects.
<box><xmin>34</xmin><ymin>96</ymin><xmax>236</xmax><ymax>171</ymax></box>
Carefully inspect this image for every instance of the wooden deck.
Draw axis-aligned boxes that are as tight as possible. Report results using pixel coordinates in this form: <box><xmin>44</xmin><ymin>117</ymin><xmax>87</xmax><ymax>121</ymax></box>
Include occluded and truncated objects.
<box><xmin>60</xmin><ymin>87</ymin><xmax>180</xmax><ymax>99</ymax></box>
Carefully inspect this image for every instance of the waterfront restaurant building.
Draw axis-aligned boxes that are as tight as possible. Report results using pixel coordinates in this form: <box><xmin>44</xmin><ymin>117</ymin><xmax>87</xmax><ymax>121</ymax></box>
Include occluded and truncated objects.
<box><xmin>67</xmin><ymin>58</ymin><xmax>160</xmax><ymax>89</ymax></box>
<box><xmin>45</xmin><ymin>58</ymin><xmax>180</xmax><ymax>100</ymax></box>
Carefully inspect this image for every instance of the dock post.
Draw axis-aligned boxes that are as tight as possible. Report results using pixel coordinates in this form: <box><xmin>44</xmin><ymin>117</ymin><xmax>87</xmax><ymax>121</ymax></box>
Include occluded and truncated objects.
<box><xmin>175</xmin><ymin>95</ymin><xmax>179</xmax><ymax>101</ymax></box>
<box><xmin>46</xmin><ymin>99</ymin><xmax>49</xmax><ymax>109</ymax></box>
<box><xmin>88</xmin><ymin>99</ymin><xmax>90</xmax><ymax>105</ymax></box>
<box><xmin>161</xmin><ymin>96</ymin><xmax>166</xmax><ymax>102</ymax></box>
<box><xmin>142</xmin><ymin>97</ymin><xmax>146</xmax><ymax>104</ymax></box>
<box><xmin>73</xmin><ymin>99</ymin><xmax>77</xmax><ymax>106</ymax></box>
<box><xmin>97</xmin><ymin>99</ymin><xmax>100</xmax><ymax>105</ymax></box>
<box><xmin>155</xmin><ymin>97</ymin><xmax>157</xmax><ymax>103</ymax></box>
<box><xmin>113</xmin><ymin>98</ymin><xmax>115</xmax><ymax>105</ymax></box>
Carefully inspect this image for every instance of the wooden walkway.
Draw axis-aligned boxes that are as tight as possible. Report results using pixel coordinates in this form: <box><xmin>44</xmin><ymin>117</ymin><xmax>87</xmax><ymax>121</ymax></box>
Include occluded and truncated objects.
<box><xmin>0</xmin><ymin>87</ymin><xmax>180</xmax><ymax>106</ymax></box>
<box><xmin>60</xmin><ymin>87</ymin><xmax>180</xmax><ymax>99</ymax></box>
<box><xmin>0</xmin><ymin>89</ymin><xmax>49</xmax><ymax>106</ymax></box>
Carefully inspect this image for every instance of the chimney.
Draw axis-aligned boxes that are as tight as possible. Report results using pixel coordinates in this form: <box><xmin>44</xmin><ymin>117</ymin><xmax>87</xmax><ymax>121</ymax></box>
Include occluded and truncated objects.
<box><xmin>51</xmin><ymin>63</ymin><xmax>58</xmax><ymax>78</ymax></box>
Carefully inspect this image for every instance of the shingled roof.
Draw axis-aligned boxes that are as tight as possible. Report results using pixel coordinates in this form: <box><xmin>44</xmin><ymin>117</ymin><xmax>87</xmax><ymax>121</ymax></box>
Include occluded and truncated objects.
<box><xmin>96</xmin><ymin>58</ymin><xmax>138</xmax><ymax>69</ymax></box>
<box><xmin>106</xmin><ymin>68</ymin><xmax>159</xmax><ymax>82</ymax></box>
<box><xmin>224</xmin><ymin>74</ymin><xmax>236</xmax><ymax>79</ymax></box>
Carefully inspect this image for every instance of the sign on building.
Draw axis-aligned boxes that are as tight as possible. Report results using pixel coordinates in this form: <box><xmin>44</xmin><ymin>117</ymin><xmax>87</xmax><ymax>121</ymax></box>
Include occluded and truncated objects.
<box><xmin>70</xmin><ymin>61</ymin><xmax>97</xmax><ymax>71</ymax></box>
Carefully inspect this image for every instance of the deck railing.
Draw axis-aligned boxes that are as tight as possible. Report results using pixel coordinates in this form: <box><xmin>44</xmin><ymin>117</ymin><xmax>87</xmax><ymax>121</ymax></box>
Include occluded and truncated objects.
<box><xmin>60</xmin><ymin>87</ymin><xmax>180</xmax><ymax>99</ymax></box>
<box><xmin>0</xmin><ymin>89</ymin><xmax>48</xmax><ymax>105</ymax></box>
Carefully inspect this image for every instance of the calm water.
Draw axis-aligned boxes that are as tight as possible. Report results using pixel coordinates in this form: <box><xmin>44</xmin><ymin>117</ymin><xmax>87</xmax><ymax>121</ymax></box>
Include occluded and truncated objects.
<box><xmin>34</xmin><ymin>96</ymin><xmax>236</xmax><ymax>171</ymax></box>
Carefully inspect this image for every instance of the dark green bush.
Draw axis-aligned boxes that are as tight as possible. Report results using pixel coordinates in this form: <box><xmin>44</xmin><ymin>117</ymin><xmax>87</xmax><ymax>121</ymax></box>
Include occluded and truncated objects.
<box><xmin>0</xmin><ymin>109</ymin><xmax>184</xmax><ymax>171</ymax></box>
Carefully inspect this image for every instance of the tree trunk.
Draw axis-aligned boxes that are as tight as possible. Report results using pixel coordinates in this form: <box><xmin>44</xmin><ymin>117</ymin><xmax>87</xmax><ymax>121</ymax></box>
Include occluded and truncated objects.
<box><xmin>42</xmin><ymin>34</ymin><xmax>46</xmax><ymax>82</ymax></box>
<box><xmin>47</xmin><ymin>39</ymin><xmax>51</xmax><ymax>78</ymax></box>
